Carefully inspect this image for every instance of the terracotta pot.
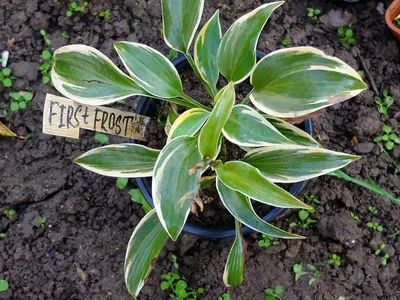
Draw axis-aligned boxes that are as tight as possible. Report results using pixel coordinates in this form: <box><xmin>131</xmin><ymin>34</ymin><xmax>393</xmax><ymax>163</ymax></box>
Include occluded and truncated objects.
<box><xmin>385</xmin><ymin>0</ymin><xmax>400</xmax><ymax>41</ymax></box>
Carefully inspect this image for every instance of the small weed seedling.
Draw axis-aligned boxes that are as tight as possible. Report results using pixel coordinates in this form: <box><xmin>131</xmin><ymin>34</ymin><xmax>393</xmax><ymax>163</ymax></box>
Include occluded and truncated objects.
<box><xmin>132</xmin><ymin>18</ymin><xmax>140</xmax><ymax>26</ymax></box>
<box><xmin>62</xmin><ymin>31</ymin><xmax>70</xmax><ymax>39</ymax></box>
<box><xmin>0</xmin><ymin>68</ymin><xmax>15</xmax><ymax>88</ymax></box>
<box><xmin>94</xmin><ymin>133</ymin><xmax>109</xmax><ymax>144</ymax></box>
<box><xmin>40</xmin><ymin>31</ymin><xmax>54</xmax><ymax>85</ymax></box>
<box><xmin>259</xmin><ymin>234</ymin><xmax>280</xmax><ymax>248</ymax></box>
<box><xmin>367</xmin><ymin>222</ymin><xmax>384</xmax><ymax>232</ymax></box>
<box><xmin>116</xmin><ymin>177</ymin><xmax>128</xmax><ymax>189</ymax></box>
<box><xmin>375</xmin><ymin>89</ymin><xmax>394</xmax><ymax>117</ymax></box>
<box><xmin>128</xmin><ymin>189</ymin><xmax>152</xmax><ymax>213</ymax></box>
<box><xmin>8</xmin><ymin>91</ymin><xmax>33</xmax><ymax>113</ymax></box>
<box><xmin>375</xmin><ymin>244</ymin><xmax>390</xmax><ymax>265</ymax></box>
<box><xmin>350</xmin><ymin>212</ymin><xmax>359</xmax><ymax>223</ymax></box>
<box><xmin>160</xmin><ymin>273</ymin><xmax>204</xmax><ymax>300</ymax></box>
<box><xmin>264</xmin><ymin>285</ymin><xmax>284</xmax><ymax>300</ymax></box>
<box><xmin>290</xmin><ymin>194</ymin><xmax>319</xmax><ymax>229</ymax></box>
<box><xmin>67</xmin><ymin>1</ymin><xmax>88</xmax><ymax>17</ymax></box>
<box><xmin>328</xmin><ymin>253</ymin><xmax>341</xmax><ymax>266</ymax></box>
<box><xmin>373</xmin><ymin>125</ymin><xmax>400</xmax><ymax>151</ymax></box>
<box><xmin>0</xmin><ymin>280</ymin><xmax>9</xmax><ymax>292</ymax></box>
<box><xmin>168</xmin><ymin>49</ymin><xmax>179</xmax><ymax>61</ymax></box>
<box><xmin>368</xmin><ymin>206</ymin><xmax>377</xmax><ymax>215</ymax></box>
<box><xmin>307</xmin><ymin>8</ymin><xmax>321</xmax><ymax>21</ymax></box>
<box><xmin>0</xmin><ymin>233</ymin><xmax>6</xmax><ymax>239</ymax></box>
<box><xmin>293</xmin><ymin>263</ymin><xmax>320</xmax><ymax>285</ymax></box>
<box><xmin>3</xmin><ymin>209</ymin><xmax>16</xmax><ymax>220</ymax></box>
<box><xmin>40</xmin><ymin>29</ymin><xmax>51</xmax><ymax>46</ymax></box>
<box><xmin>99</xmin><ymin>9</ymin><xmax>111</xmax><ymax>20</ymax></box>
<box><xmin>37</xmin><ymin>216</ymin><xmax>47</xmax><ymax>228</ymax></box>
<box><xmin>338</xmin><ymin>24</ymin><xmax>355</xmax><ymax>46</ymax></box>
<box><xmin>171</xmin><ymin>254</ymin><xmax>179</xmax><ymax>269</ymax></box>
<box><xmin>218</xmin><ymin>294</ymin><xmax>230</xmax><ymax>300</ymax></box>
<box><xmin>282</xmin><ymin>39</ymin><xmax>291</xmax><ymax>46</ymax></box>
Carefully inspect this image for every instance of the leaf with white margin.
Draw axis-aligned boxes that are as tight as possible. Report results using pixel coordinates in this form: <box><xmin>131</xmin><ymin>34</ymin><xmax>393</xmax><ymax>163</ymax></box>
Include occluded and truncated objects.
<box><xmin>250</xmin><ymin>47</ymin><xmax>368</xmax><ymax>118</ymax></box>
<box><xmin>223</xmin><ymin>105</ymin><xmax>295</xmax><ymax>147</ymax></box>
<box><xmin>217</xmin><ymin>1</ymin><xmax>284</xmax><ymax>83</ymax></box>
<box><xmin>244</xmin><ymin>145</ymin><xmax>359</xmax><ymax>183</ymax></box>
<box><xmin>265</xmin><ymin>115</ymin><xmax>320</xmax><ymax>147</ymax></box>
<box><xmin>194</xmin><ymin>10</ymin><xmax>221</xmax><ymax>92</ymax></box>
<box><xmin>75</xmin><ymin>144</ymin><xmax>160</xmax><ymax>178</ymax></box>
<box><xmin>114</xmin><ymin>42</ymin><xmax>184</xmax><ymax>99</ymax></box>
<box><xmin>223</xmin><ymin>220</ymin><xmax>246</xmax><ymax>287</ymax></box>
<box><xmin>51</xmin><ymin>45</ymin><xmax>148</xmax><ymax>105</ymax></box>
<box><xmin>125</xmin><ymin>209</ymin><xmax>168</xmax><ymax>298</ymax></box>
<box><xmin>161</xmin><ymin>0</ymin><xmax>204</xmax><ymax>53</ymax></box>
<box><xmin>214</xmin><ymin>161</ymin><xmax>310</xmax><ymax>209</ymax></box>
<box><xmin>217</xmin><ymin>179</ymin><xmax>303</xmax><ymax>239</ymax></box>
<box><xmin>153</xmin><ymin>136</ymin><xmax>202</xmax><ymax>240</ymax></box>
<box><xmin>167</xmin><ymin>108</ymin><xmax>210</xmax><ymax>143</ymax></box>
<box><xmin>199</xmin><ymin>83</ymin><xmax>235</xmax><ymax>160</ymax></box>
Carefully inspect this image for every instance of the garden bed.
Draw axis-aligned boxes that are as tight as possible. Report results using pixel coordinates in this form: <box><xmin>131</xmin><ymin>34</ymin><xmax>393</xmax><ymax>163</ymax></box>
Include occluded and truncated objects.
<box><xmin>1</xmin><ymin>0</ymin><xmax>400</xmax><ymax>299</ymax></box>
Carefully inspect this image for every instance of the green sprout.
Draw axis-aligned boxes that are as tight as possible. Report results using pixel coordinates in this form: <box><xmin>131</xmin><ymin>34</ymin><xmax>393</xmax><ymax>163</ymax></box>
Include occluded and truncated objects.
<box><xmin>338</xmin><ymin>24</ymin><xmax>355</xmax><ymax>46</ymax></box>
<box><xmin>373</xmin><ymin>125</ymin><xmax>400</xmax><ymax>151</ymax></box>
<box><xmin>264</xmin><ymin>285</ymin><xmax>284</xmax><ymax>300</ymax></box>
<box><xmin>132</xmin><ymin>18</ymin><xmax>140</xmax><ymax>26</ymax></box>
<box><xmin>218</xmin><ymin>294</ymin><xmax>231</xmax><ymax>300</ymax></box>
<box><xmin>367</xmin><ymin>222</ymin><xmax>384</xmax><ymax>232</ymax></box>
<box><xmin>293</xmin><ymin>262</ymin><xmax>320</xmax><ymax>285</ymax></box>
<box><xmin>282</xmin><ymin>39</ymin><xmax>291</xmax><ymax>46</ymax></box>
<box><xmin>375</xmin><ymin>89</ymin><xmax>394</xmax><ymax>117</ymax></box>
<box><xmin>258</xmin><ymin>234</ymin><xmax>280</xmax><ymax>248</ymax></box>
<box><xmin>40</xmin><ymin>29</ymin><xmax>51</xmax><ymax>46</ymax></box>
<box><xmin>116</xmin><ymin>177</ymin><xmax>128</xmax><ymax>189</ymax></box>
<box><xmin>168</xmin><ymin>49</ymin><xmax>179</xmax><ymax>61</ymax></box>
<box><xmin>8</xmin><ymin>91</ymin><xmax>33</xmax><ymax>113</ymax></box>
<box><xmin>66</xmin><ymin>1</ymin><xmax>88</xmax><ymax>17</ymax></box>
<box><xmin>94</xmin><ymin>133</ymin><xmax>109</xmax><ymax>144</ymax></box>
<box><xmin>3</xmin><ymin>209</ymin><xmax>16</xmax><ymax>220</ymax></box>
<box><xmin>0</xmin><ymin>68</ymin><xmax>15</xmax><ymax>88</ymax></box>
<box><xmin>328</xmin><ymin>253</ymin><xmax>341</xmax><ymax>266</ymax></box>
<box><xmin>0</xmin><ymin>233</ymin><xmax>6</xmax><ymax>239</ymax></box>
<box><xmin>99</xmin><ymin>9</ymin><xmax>111</xmax><ymax>20</ymax></box>
<box><xmin>171</xmin><ymin>254</ymin><xmax>179</xmax><ymax>269</ymax></box>
<box><xmin>374</xmin><ymin>244</ymin><xmax>390</xmax><ymax>265</ymax></box>
<box><xmin>160</xmin><ymin>273</ymin><xmax>204</xmax><ymax>300</ymax></box>
<box><xmin>368</xmin><ymin>206</ymin><xmax>377</xmax><ymax>215</ymax></box>
<box><xmin>40</xmin><ymin>30</ymin><xmax>54</xmax><ymax>85</ymax></box>
<box><xmin>62</xmin><ymin>31</ymin><xmax>70</xmax><ymax>39</ymax></box>
<box><xmin>37</xmin><ymin>216</ymin><xmax>47</xmax><ymax>229</ymax></box>
<box><xmin>350</xmin><ymin>212</ymin><xmax>359</xmax><ymax>223</ymax></box>
<box><xmin>0</xmin><ymin>280</ymin><xmax>8</xmax><ymax>292</ymax></box>
<box><xmin>289</xmin><ymin>194</ymin><xmax>319</xmax><ymax>229</ymax></box>
<box><xmin>128</xmin><ymin>189</ymin><xmax>152</xmax><ymax>213</ymax></box>
<box><xmin>307</xmin><ymin>8</ymin><xmax>321</xmax><ymax>21</ymax></box>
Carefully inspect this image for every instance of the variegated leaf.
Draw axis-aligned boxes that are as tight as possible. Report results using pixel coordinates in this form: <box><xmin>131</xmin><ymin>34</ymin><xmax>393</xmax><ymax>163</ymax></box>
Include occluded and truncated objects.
<box><xmin>114</xmin><ymin>42</ymin><xmax>184</xmax><ymax>99</ymax></box>
<box><xmin>75</xmin><ymin>144</ymin><xmax>160</xmax><ymax>177</ymax></box>
<box><xmin>244</xmin><ymin>145</ymin><xmax>359</xmax><ymax>183</ymax></box>
<box><xmin>217</xmin><ymin>179</ymin><xmax>303</xmax><ymax>239</ymax></box>
<box><xmin>199</xmin><ymin>83</ymin><xmax>235</xmax><ymax>160</ymax></box>
<box><xmin>125</xmin><ymin>209</ymin><xmax>168</xmax><ymax>298</ymax></box>
<box><xmin>223</xmin><ymin>105</ymin><xmax>295</xmax><ymax>147</ymax></box>
<box><xmin>217</xmin><ymin>2</ymin><xmax>284</xmax><ymax>83</ymax></box>
<box><xmin>250</xmin><ymin>47</ymin><xmax>368</xmax><ymax>118</ymax></box>
<box><xmin>162</xmin><ymin>0</ymin><xmax>204</xmax><ymax>53</ymax></box>
<box><xmin>51</xmin><ymin>45</ymin><xmax>148</xmax><ymax>105</ymax></box>
<box><xmin>167</xmin><ymin>108</ymin><xmax>210</xmax><ymax>143</ymax></box>
<box><xmin>214</xmin><ymin>161</ymin><xmax>309</xmax><ymax>209</ymax></box>
<box><xmin>153</xmin><ymin>136</ymin><xmax>202</xmax><ymax>240</ymax></box>
<box><xmin>223</xmin><ymin>220</ymin><xmax>246</xmax><ymax>287</ymax></box>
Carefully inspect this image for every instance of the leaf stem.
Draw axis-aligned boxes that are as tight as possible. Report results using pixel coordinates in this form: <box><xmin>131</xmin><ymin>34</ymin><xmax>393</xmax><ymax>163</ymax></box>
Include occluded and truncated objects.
<box><xmin>185</xmin><ymin>53</ymin><xmax>217</xmax><ymax>99</ymax></box>
<box><xmin>241</xmin><ymin>89</ymin><xmax>254</xmax><ymax>104</ymax></box>
<box><xmin>181</xmin><ymin>94</ymin><xmax>210</xmax><ymax>111</ymax></box>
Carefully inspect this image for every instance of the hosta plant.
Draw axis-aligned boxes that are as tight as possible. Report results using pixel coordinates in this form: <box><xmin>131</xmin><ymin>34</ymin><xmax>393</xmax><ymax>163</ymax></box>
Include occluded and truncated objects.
<box><xmin>49</xmin><ymin>1</ymin><xmax>367</xmax><ymax>298</ymax></box>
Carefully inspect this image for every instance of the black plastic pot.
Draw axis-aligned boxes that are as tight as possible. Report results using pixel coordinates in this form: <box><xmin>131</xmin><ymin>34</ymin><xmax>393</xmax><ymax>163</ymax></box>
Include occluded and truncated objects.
<box><xmin>132</xmin><ymin>52</ymin><xmax>313</xmax><ymax>238</ymax></box>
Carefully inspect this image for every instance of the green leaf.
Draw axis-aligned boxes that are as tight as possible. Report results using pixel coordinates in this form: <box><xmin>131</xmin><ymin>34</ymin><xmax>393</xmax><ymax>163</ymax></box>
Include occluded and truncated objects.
<box><xmin>125</xmin><ymin>209</ymin><xmax>168</xmax><ymax>298</ymax></box>
<box><xmin>194</xmin><ymin>10</ymin><xmax>221</xmax><ymax>91</ymax></box>
<box><xmin>217</xmin><ymin>2</ymin><xmax>284</xmax><ymax>83</ymax></box>
<box><xmin>250</xmin><ymin>47</ymin><xmax>367</xmax><ymax>118</ymax></box>
<box><xmin>9</xmin><ymin>92</ymin><xmax>20</xmax><ymax>101</ymax></box>
<box><xmin>153</xmin><ymin>136</ymin><xmax>202</xmax><ymax>240</ymax></box>
<box><xmin>75</xmin><ymin>144</ymin><xmax>160</xmax><ymax>178</ymax></box>
<box><xmin>215</xmin><ymin>161</ymin><xmax>310</xmax><ymax>209</ymax></box>
<box><xmin>23</xmin><ymin>92</ymin><xmax>33</xmax><ymax>101</ymax></box>
<box><xmin>10</xmin><ymin>102</ymin><xmax>19</xmax><ymax>111</ymax></box>
<box><xmin>167</xmin><ymin>108</ymin><xmax>210</xmax><ymax>143</ymax></box>
<box><xmin>117</xmin><ymin>177</ymin><xmax>128</xmax><ymax>189</ymax></box>
<box><xmin>42</xmin><ymin>76</ymin><xmax>50</xmax><ymax>84</ymax></box>
<box><xmin>160</xmin><ymin>281</ymin><xmax>170</xmax><ymax>290</ymax></box>
<box><xmin>298</xmin><ymin>210</ymin><xmax>309</xmax><ymax>220</ymax></box>
<box><xmin>94</xmin><ymin>133</ymin><xmax>109</xmax><ymax>144</ymax></box>
<box><xmin>42</xmin><ymin>50</ymin><xmax>52</xmax><ymax>60</ymax></box>
<box><xmin>199</xmin><ymin>83</ymin><xmax>235</xmax><ymax>160</ymax></box>
<box><xmin>52</xmin><ymin>45</ymin><xmax>148</xmax><ymax>105</ymax></box>
<box><xmin>383</xmin><ymin>125</ymin><xmax>392</xmax><ymax>134</ymax></box>
<box><xmin>0</xmin><ymin>279</ymin><xmax>8</xmax><ymax>292</ymax></box>
<box><xmin>244</xmin><ymin>145</ymin><xmax>359</xmax><ymax>183</ymax></box>
<box><xmin>223</xmin><ymin>105</ymin><xmax>294</xmax><ymax>147</ymax></box>
<box><xmin>114</xmin><ymin>42</ymin><xmax>184</xmax><ymax>99</ymax></box>
<box><xmin>3</xmin><ymin>78</ymin><xmax>12</xmax><ymax>87</ymax></box>
<box><xmin>19</xmin><ymin>101</ymin><xmax>27</xmax><ymax>109</ymax></box>
<box><xmin>2</xmin><ymin>68</ymin><xmax>11</xmax><ymax>76</ymax></box>
<box><xmin>265</xmin><ymin>116</ymin><xmax>320</xmax><ymax>147</ymax></box>
<box><xmin>217</xmin><ymin>179</ymin><xmax>303</xmax><ymax>239</ymax></box>
<box><xmin>161</xmin><ymin>0</ymin><xmax>204</xmax><ymax>53</ymax></box>
<box><xmin>128</xmin><ymin>189</ymin><xmax>152</xmax><ymax>213</ymax></box>
<box><xmin>223</xmin><ymin>220</ymin><xmax>246</xmax><ymax>287</ymax></box>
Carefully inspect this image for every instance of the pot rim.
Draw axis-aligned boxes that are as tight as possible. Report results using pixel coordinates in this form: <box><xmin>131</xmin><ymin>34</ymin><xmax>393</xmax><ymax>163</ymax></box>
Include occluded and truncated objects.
<box><xmin>385</xmin><ymin>0</ymin><xmax>400</xmax><ymax>36</ymax></box>
<box><xmin>131</xmin><ymin>51</ymin><xmax>313</xmax><ymax>239</ymax></box>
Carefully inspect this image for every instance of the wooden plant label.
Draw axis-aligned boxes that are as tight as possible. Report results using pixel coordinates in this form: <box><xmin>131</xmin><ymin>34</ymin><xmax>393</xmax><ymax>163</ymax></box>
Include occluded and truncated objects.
<box><xmin>43</xmin><ymin>94</ymin><xmax>150</xmax><ymax>140</ymax></box>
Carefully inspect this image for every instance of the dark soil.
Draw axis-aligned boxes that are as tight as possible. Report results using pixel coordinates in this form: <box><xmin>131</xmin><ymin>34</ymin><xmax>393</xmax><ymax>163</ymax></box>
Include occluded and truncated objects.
<box><xmin>1</xmin><ymin>0</ymin><xmax>400</xmax><ymax>300</ymax></box>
